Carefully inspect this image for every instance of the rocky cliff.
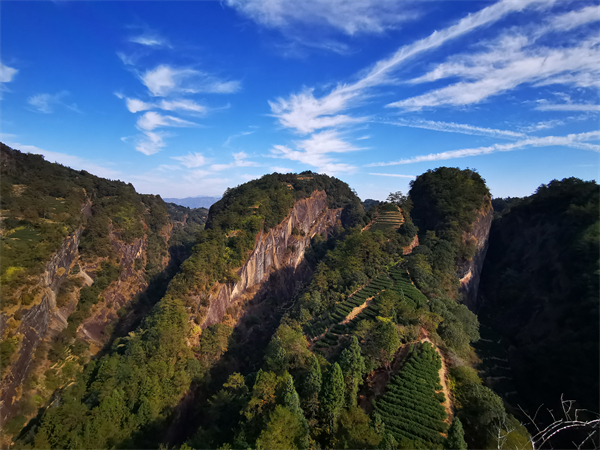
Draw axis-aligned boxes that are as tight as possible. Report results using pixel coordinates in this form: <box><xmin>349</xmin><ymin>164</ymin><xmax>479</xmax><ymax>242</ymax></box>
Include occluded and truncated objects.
<box><xmin>200</xmin><ymin>190</ymin><xmax>341</xmax><ymax>328</ymax></box>
<box><xmin>0</xmin><ymin>227</ymin><xmax>82</xmax><ymax>425</ymax></box>
<box><xmin>457</xmin><ymin>205</ymin><xmax>493</xmax><ymax>308</ymax></box>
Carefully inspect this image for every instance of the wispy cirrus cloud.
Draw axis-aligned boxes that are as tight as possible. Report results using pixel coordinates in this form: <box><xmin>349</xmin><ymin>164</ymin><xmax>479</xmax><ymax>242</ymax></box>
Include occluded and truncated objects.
<box><xmin>384</xmin><ymin>119</ymin><xmax>527</xmax><ymax>140</ymax></box>
<box><xmin>270</xmin><ymin>129</ymin><xmax>361</xmax><ymax>174</ymax></box>
<box><xmin>368</xmin><ymin>130</ymin><xmax>600</xmax><ymax>166</ymax></box>
<box><xmin>117</xmin><ymin>94</ymin><xmax>207</xmax><ymax>114</ymax></box>
<box><xmin>171</xmin><ymin>152</ymin><xmax>207</xmax><ymax>168</ymax></box>
<box><xmin>223</xmin><ymin>131</ymin><xmax>254</xmax><ymax>147</ymax></box>
<box><xmin>269</xmin><ymin>0</ymin><xmax>546</xmax><ymax>137</ymax></box>
<box><xmin>226</xmin><ymin>0</ymin><xmax>419</xmax><ymax>36</ymax></box>
<box><xmin>389</xmin><ymin>4</ymin><xmax>600</xmax><ymax>110</ymax></box>
<box><xmin>266</xmin><ymin>0</ymin><xmax>547</xmax><ymax>172</ymax></box>
<box><xmin>211</xmin><ymin>151</ymin><xmax>259</xmax><ymax>171</ymax></box>
<box><xmin>535</xmin><ymin>103</ymin><xmax>600</xmax><ymax>112</ymax></box>
<box><xmin>27</xmin><ymin>91</ymin><xmax>80</xmax><ymax>114</ymax></box>
<box><xmin>140</xmin><ymin>65</ymin><xmax>241</xmax><ymax>97</ymax></box>
<box><xmin>129</xmin><ymin>32</ymin><xmax>170</xmax><ymax>48</ymax></box>
<box><xmin>136</xmin><ymin>111</ymin><xmax>196</xmax><ymax>131</ymax></box>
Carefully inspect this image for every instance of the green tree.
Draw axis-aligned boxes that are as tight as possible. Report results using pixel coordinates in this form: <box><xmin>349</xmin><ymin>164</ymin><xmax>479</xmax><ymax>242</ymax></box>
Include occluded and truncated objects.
<box><xmin>283</xmin><ymin>373</ymin><xmax>309</xmax><ymax>450</ymax></box>
<box><xmin>302</xmin><ymin>355</ymin><xmax>322</xmax><ymax>420</ymax></box>
<box><xmin>320</xmin><ymin>363</ymin><xmax>345</xmax><ymax>433</ymax></box>
<box><xmin>445</xmin><ymin>417</ymin><xmax>467</xmax><ymax>450</ymax></box>
<box><xmin>338</xmin><ymin>336</ymin><xmax>366</xmax><ymax>407</ymax></box>
<box><xmin>335</xmin><ymin>406</ymin><xmax>382</xmax><ymax>449</ymax></box>
<box><xmin>255</xmin><ymin>405</ymin><xmax>303</xmax><ymax>450</ymax></box>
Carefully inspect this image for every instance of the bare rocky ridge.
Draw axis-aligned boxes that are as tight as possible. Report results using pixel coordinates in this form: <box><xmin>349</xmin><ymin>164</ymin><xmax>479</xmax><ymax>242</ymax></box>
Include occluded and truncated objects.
<box><xmin>200</xmin><ymin>190</ymin><xmax>342</xmax><ymax>328</ymax></box>
<box><xmin>458</xmin><ymin>206</ymin><xmax>493</xmax><ymax>308</ymax></box>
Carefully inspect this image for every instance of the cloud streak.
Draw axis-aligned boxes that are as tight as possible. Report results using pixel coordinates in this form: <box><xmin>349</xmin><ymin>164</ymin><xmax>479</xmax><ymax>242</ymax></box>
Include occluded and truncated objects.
<box><xmin>140</xmin><ymin>65</ymin><xmax>241</xmax><ymax>97</ymax></box>
<box><xmin>368</xmin><ymin>130</ymin><xmax>600</xmax><ymax>166</ymax></box>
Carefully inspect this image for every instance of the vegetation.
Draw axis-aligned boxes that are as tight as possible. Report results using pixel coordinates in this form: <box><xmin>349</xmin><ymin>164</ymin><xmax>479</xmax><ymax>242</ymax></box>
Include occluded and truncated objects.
<box><xmin>168</xmin><ymin>172</ymin><xmax>363</xmax><ymax>324</ymax></box>
<box><xmin>374</xmin><ymin>342</ymin><xmax>447</xmax><ymax>449</ymax></box>
<box><xmin>480</xmin><ymin>177</ymin><xmax>599</xmax><ymax>443</ymax></box>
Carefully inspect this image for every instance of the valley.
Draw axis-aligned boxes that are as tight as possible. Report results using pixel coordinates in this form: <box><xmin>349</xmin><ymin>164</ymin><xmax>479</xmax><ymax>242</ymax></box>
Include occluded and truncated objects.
<box><xmin>0</xmin><ymin>145</ymin><xmax>597</xmax><ymax>450</ymax></box>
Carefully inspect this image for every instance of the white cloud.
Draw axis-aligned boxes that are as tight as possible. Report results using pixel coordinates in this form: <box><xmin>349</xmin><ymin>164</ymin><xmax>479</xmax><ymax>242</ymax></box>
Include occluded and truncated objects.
<box><xmin>270</xmin><ymin>129</ymin><xmax>360</xmax><ymax>174</ymax></box>
<box><xmin>140</xmin><ymin>65</ymin><xmax>241</xmax><ymax>97</ymax></box>
<box><xmin>369</xmin><ymin>173</ymin><xmax>416</xmax><ymax>178</ymax></box>
<box><xmin>223</xmin><ymin>131</ymin><xmax>254</xmax><ymax>147</ymax></box>
<box><xmin>385</xmin><ymin>119</ymin><xmax>527</xmax><ymax>140</ymax></box>
<box><xmin>136</xmin><ymin>111</ymin><xmax>196</xmax><ymax>131</ymax></box>
<box><xmin>130</xmin><ymin>33</ymin><xmax>170</xmax><ymax>47</ymax></box>
<box><xmin>171</xmin><ymin>152</ymin><xmax>207</xmax><ymax>168</ymax></box>
<box><xmin>226</xmin><ymin>0</ymin><xmax>420</xmax><ymax>36</ymax></box>
<box><xmin>518</xmin><ymin>119</ymin><xmax>565</xmax><ymax>133</ymax></box>
<box><xmin>210</xmin><ymin>151</ymin><xmax>259</xmax><ymax>171</ymax></box>
<box><xmin>269</xmin><ymin>0</ymin><xmax>546</xmax><ymax>134</ymax></box>
<box><xmin>159</xmin><ymin>99</ymin><xmax>206</xmax><ymax>113</ymax></box>
<box><xmin>357</xmin><ymin>135</ymin><xmax>370</xmax><ymax>140</ymax></box>
<box><xmin>368</xmin><ymin>130</ymin><xmax>600</xmax><ymax>166</ymax></box>
<box><xmin>535</xmin><ymin>103</ymin><xmax>600</xmax><ymax>112</ymax></box>
<box><xmin>390</xmin><ymin>5</ymin><xmax>600</xmax><ymax>110</ymax></box>
<box><xmin>126</xmin><ymin>97</ymin><xmax>154</xmax><ymax>113</ymax></box>
<box><xmin>6</xmin><ymin>141</ymin><xmax>120</xmax><ymax>179</ymax></box>
<box><xmin>118</xmin><ymin>95</ymin><xmax>207</xmax><ymax>114</ymax></box>
<box><xmin>27</xmin><ymin>91</ymin><xmax>80</xmax><ymax>114</ymax></box>
<box><xmin>0</xmin><ymin>63</ymin><xmax>18</xmax><ymax>83</ymax></box>
<box><xmin>135</xmin><ymin>130</ymin><xmax>167</xmax><ymax>156</ymax></box>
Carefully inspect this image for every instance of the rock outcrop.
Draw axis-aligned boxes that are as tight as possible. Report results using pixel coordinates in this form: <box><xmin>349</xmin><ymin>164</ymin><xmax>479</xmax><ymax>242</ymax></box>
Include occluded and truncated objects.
<box><xmin>0</xmin><ymin>227</ymin><xmax>82</xmax><ymax>425</ymax></box>
<box><xmin>458</xmin><ymin>205</ymin><xmax>493</xmax><ymax>308</ymax></box>
<box><xmin>200</xmin><ymin>190</ymin><xmax>342</xmax><ymax>328</ymax></box>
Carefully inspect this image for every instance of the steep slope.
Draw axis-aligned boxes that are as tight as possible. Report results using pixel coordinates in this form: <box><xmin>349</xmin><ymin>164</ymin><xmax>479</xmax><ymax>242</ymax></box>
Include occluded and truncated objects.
<box><xmin>479</xmin><ymin>178</ymin><xmax>599</xmax><ymax>419</ymax></box>
<box><xmin>0</xmin><ymin>144</ymin><xmax>173</xmax><ymax>431</ymax></box>
<box><xmin>19</xmin><ymin>172</ymin><xmax>363</xmax><ymax>449</ymax></box>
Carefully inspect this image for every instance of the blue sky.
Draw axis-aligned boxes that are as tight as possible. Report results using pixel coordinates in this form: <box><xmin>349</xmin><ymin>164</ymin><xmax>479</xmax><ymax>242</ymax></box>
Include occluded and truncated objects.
<box><xmin>1</xmin><ymin>0</ymin><xmax>599</xmax><ymax>201</ymax></box>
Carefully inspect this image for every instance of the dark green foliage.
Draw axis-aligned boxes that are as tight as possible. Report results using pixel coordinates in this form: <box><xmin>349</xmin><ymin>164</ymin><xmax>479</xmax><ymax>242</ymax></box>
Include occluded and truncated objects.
<box><xmin>480</xmin><ymin>177</ymin><xmax>599</xmax><ymax>419</ymax></box>
<box><xmin>445</xmin><ymin>417</ymin><xmax>467</xmax><ymax>450</ymax></box>
<box><xmin>338</xmin><ymin>336</ymin><xmax>366</xmax><ymax>407</ymax></box>
<box><xmin>320</xmin><ymin>363</ymin><xmax>345</xmax><ymax>432</ymax></box>
<box><xmin>335</xmin><ymin>406</ymin><xmax>382</xmax><ymax>449</ymax></box>
<box><xmin>30</xmin><ymin>296</ymin><xmax>194</xmax><ymax>449</ymax></box>
<box><xmin>374</xmin><ymin>342</ymin><xmax>447</xmax><ymax>448</ymax></box>
<box><xmin>302</xmin><ymin>355</ymin><xmax>322</xmax><ymax>419</ymax></box>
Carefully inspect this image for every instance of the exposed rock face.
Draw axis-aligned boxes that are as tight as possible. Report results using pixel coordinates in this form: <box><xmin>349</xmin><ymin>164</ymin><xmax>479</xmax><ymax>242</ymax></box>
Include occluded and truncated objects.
<box><xmin>0</xmin><ymin>227</ymin><xmax>82</xmax><ymax>425</ymax></box>
<box><xmin>403</xmin><ymin>235</ymin><xmax>419</xmax><ymax>255</ymax></box>
<box><xmin>77</xmin><ymin>222</ymin><xmax>171</xmax><ymax>349</ymax></box>
<box><xmin>201</xmin><ymin>190</ymin><xmax>341</xmax><ymax>328</ymax></box>
<box><xmin>458</xmin><ymin>206</ymin><xmax>493</xmax><ymax>308</ymax></box>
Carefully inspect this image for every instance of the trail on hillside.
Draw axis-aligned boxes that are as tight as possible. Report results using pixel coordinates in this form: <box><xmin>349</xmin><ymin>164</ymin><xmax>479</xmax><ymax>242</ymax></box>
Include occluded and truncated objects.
<box><xmin>420</xmin><ymin>328</ymin><xmax>453</xmax><ymax>424</ymax></box>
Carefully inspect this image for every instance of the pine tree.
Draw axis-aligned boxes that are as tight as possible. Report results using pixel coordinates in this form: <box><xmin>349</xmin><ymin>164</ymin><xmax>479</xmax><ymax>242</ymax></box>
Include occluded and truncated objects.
<box><xmin>320</xmin><ymin>363</ymin><xmax>345</xmax><ymax>433</ymax></box>
<box><xmin>445</xmin><ymin>417</ymin><xmax>467</xmax><ymax>450</ymax></box>
<box><xmin>302</xmin><ymin>354</ymin><xmax>322</xmax><ymax>419</ymax></box>
<box><xmin>283</xmin><ymin>373</ymin><xmax>309</xmax><ymax>450</ymax></box>
<box><xmin>338</xmin><ymin>336</ymin><xmax>366</xmax><ymax>407</ymax></box>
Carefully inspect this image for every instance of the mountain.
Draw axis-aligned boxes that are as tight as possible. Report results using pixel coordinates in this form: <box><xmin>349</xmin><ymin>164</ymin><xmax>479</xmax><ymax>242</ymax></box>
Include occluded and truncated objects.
<box><xmin>1</xmin><ymin>146</ymin><xmax>596</xmax><ymax>449</ymax></box>
<box><xmin>163</xmin><ymin>196</ymin><xmax>221</xmax><ymax>209</ymax></box>
<box><xmin>479</xmin><ymin>178</ymin><xmax>599</xmax><ymax>435</ymax></box>
<box><xmin>0</xmin><ymin>144</ymin><xmax>202</xmax><ymax>434</ymax></box>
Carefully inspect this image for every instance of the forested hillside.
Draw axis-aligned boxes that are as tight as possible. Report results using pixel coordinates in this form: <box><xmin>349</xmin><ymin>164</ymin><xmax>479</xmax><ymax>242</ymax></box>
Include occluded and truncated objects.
<box><xmin>2</xmin><ymin>152</ymin><xmax>595</xmax><ymax>450</ymax></box>
<box><xmin>479</xmin><ymin>178</ymin><xmax>599</xmax><ymax>435</ymax></box>
<box><xmin>0</xmin><ymin>144</ymin><xmax>206</xmax><ymax>443</ymax></box>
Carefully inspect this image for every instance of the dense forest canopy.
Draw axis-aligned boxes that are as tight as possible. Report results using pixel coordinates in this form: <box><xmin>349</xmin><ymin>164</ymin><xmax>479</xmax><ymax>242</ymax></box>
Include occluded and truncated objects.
<box><xmin>480</xmin><ymin>177</ymin><xmax>599</xmax><ymax>420</ymax></box>
<box><xmin>2</xmin><ymin>151</ymin><xmax>596</xmax><ymax>450</ymax></box>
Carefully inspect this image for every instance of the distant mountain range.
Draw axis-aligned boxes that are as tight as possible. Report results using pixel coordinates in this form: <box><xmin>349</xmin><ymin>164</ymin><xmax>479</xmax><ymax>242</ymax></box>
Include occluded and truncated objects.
<box><xmin>163</xmin><ymin>195</ymin><xmax>221</xmax><ymax>209</ymax></box>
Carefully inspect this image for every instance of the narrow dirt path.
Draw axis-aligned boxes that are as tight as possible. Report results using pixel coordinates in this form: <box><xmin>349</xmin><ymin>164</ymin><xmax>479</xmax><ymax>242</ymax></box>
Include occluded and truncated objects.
<box><xmin>420</xmin><ymin>328</ymin><xmax>453</xmax><ymax>424</ymax></box>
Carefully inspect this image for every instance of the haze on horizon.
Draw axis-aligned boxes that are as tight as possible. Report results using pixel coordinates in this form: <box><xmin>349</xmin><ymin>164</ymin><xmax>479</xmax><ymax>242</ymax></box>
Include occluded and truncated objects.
<box><xmin>1</xmin><ymin>0</ymin><xmax>598</xmax><ymax>201</ymax></box>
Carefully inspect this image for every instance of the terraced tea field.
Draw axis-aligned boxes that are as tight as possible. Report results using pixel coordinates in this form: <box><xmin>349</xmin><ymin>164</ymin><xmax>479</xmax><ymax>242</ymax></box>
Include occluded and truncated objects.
<box><xmin>306</xmin><ymin>264</ymin><xmax>429</xmax><ymax>351</ymax></box>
